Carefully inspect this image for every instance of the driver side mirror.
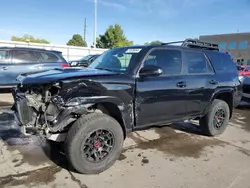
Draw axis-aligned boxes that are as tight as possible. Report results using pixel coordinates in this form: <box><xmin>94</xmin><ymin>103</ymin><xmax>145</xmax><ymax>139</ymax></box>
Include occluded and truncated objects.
<box><xmin>139</xmin><ymin>65</ymin><xmax>163</xmax><ymax>77</ymax></box>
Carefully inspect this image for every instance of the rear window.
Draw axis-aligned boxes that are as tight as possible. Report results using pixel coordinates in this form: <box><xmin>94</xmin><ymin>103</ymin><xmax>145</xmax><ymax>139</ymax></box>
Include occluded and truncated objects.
<box><xmin>40</xmin><ymin>52</ymin><xmax>59</xmax><ymax>62</ymax></box>
<box><xmin>205</xmin><ymin>51</ymin><xmax>237</xmax><ymax>73</ymax></box>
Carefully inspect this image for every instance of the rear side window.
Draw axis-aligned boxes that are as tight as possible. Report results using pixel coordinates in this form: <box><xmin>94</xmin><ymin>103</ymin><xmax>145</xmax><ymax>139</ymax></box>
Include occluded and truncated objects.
<box><xmin>0</xmin><ymin>50</ymin><xmax>10</xmax><ymax>63</ymax></box>
<box><xmin>144</xmin><ymin>49</ymin><xmax>182</xmax><ymax>75</ymax></box>
<box><xmin>40</xmin><ymin>52</ymin><xmax>59</xmax><ymax>62</ymax></box>
<box><xmin>12</xmin><ymin>50</ymin><xmax>38</xmax><ymax>63</ymax></box>
<box><xmin>205</xmin><ymin>51</ymin><xmax>237</xmax><ymax>73</ymax></box>
<box><xmin>184</xmin><ymin>51</ymin><xmax>213</xmax><ymax>74</ymax></box>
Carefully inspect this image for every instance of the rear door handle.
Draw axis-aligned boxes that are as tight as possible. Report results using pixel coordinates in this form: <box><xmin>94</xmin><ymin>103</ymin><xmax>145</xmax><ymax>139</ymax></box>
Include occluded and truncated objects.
<box><xmin>176</xmin><ymin>81</ymin><xmax>187</xmax><ymax>88</ymax></box>
<box><xmin>1</xmin><ymin>67</ymin><xmax>8</xmax><ymax>70</ymax></box>
<box><xmin>209</xmin><ymin>80</ymin><xmax>218</xmax><ymax>85</ymax></box>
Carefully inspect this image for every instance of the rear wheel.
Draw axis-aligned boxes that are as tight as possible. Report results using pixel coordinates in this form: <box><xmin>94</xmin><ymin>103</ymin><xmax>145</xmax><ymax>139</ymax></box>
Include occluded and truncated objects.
<box><xmin>65</xmin><ymin>112</ymin><xmax>124</xmax><ymax>174</ymax></box>
<box><xmin>199</xmin><ymin>99</ymin><xmax>230</xmax><ymax>136</ymax></box>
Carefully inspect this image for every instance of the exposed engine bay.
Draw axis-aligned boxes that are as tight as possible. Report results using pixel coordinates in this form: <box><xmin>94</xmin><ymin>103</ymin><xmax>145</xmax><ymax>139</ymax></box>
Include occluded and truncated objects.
<box><xmin>12</xmin><ymin>83</ymin><xmax>93</xmax><ymax>141</ymax></box>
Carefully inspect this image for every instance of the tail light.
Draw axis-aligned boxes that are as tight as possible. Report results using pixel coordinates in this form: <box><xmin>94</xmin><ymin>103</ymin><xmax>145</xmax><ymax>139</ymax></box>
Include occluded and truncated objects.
<box><xmin>61</xmin><ymin>63</ymin><xmax>70</xmax><ymax>68</ymax></box>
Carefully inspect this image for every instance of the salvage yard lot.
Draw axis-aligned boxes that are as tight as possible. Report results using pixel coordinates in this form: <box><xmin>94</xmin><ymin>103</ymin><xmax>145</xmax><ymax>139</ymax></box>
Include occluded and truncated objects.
<box><xmin>0</xmin><ymin>94</ymin><xmax>250</xmax><ymax>188</ymax></box>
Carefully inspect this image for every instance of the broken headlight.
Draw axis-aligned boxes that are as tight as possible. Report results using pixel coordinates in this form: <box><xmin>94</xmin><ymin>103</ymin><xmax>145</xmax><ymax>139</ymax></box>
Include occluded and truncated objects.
<box><xmin>65</xmin><ymin>97</ymin><xmax>86</xmax><ymax>107</ymax></box>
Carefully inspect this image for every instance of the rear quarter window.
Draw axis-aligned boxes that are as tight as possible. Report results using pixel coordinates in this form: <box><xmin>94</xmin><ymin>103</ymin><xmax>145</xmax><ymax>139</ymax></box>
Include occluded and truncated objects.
<box><xmin>40</xmin><ymin>52</ymin><xmax>60</xmax><ymax>62</ymax></box>
<box><xmin>205</xmin><ymin>51</ymin><xmax>237</xmax><ymax>73</ymax></box>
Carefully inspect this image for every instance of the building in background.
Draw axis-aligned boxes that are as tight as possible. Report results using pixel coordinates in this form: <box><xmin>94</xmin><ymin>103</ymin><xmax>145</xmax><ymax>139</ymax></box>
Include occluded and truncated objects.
<box><xmin>199</xmin><ymin>32</ymin><xmax>250</xmax><ymax>65</ymax></box>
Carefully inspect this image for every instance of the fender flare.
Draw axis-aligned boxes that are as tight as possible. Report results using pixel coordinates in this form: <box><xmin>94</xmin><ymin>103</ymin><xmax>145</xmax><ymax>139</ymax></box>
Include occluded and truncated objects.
<box><xmin>203</xmin><ymin>88</ymin><xmax>234</xmax><ymax>116</ymax></box>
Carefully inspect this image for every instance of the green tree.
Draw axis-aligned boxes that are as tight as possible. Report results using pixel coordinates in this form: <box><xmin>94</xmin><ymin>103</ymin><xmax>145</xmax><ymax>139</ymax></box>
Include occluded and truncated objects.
<box><xmin>145</xmin><ymin>40</ymin><xmax>162</xmax><ymax>45</ymax></box>
<box><xmin>67</xmin><ymin>34</ymin><xmax>87</xmax><ymax>47</ymax></box>
<box><xmin>96</xmin><ymin>24</ymin><xmax>133</xmax><ymax>49</ymax></box>
<box><xmin>11</xmin><ymin>34</ymin><xmax>50</xmax><ymax>44</ymax></box>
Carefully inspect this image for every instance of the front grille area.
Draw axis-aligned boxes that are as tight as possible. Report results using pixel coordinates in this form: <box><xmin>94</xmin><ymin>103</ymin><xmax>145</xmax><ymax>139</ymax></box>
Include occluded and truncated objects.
<box><xmin>14</xmin><ymin>93</ymin><xmax>34</xmax><ymax>125</ymax></box>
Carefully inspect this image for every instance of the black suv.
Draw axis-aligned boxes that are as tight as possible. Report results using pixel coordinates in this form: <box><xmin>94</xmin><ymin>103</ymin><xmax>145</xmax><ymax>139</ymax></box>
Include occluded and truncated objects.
<box><xmin>12</xmin><ymin>39</ymin><xmax>242</xmax><ymax>174</ymax></box>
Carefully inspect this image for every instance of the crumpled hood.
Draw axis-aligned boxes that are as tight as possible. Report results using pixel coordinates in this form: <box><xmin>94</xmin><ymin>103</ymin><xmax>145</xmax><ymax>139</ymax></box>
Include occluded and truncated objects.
<box><xmin>17</xmin><ymin>68</ymin><xmax>118</xmax><ymax>85</ymax></box>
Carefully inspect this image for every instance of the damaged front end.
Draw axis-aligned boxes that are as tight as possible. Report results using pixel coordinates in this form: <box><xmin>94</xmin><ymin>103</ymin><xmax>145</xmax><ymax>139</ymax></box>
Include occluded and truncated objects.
<box><xmin>12</xmin><ymin>82</ymin><xmax>92</xmax><ymax>142</ymax></box>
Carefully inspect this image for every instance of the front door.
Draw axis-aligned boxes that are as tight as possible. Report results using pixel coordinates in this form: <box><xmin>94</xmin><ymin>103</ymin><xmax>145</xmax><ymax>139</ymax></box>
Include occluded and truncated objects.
<box><xmin>135</xmin><ymin>48</ymin><xmax>186</xmax><ymax>127</ymax></box>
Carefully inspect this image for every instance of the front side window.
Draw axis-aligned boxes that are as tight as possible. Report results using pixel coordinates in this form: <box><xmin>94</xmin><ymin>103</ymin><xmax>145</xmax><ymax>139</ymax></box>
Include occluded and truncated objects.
<box><xmin>12</xmin><ymin>50</ymin><xmax>38</xmax><ymax>63</ymax></box>
<box><xmin>0</xmin><ymin>50</ymin><xmax>10</xmax><ymax>63</ymax></box>
<box><xmin>238</xmin><ymin>41</ymin><xmax>248</xmax><ymax>50</ymax></box>
<box><xmin>88</xmin><ymin>47</ymin><xmax>143</xmax><ymax>72</ymax></box>
<box><xmin>228</xmin><ymin>41</ymin><xmax>236</xmax><ymax>49</ymax></box>
<box><xmin>184</xmin><ymin>51</ymin><xmax>213</xmax><ymax>74</ymax></box>
<box><xmin>79</xmin><ymin>55</ymin><xmax>93</xmax><ymax>62</ymax></box>
<box><xmin>144</xmin><ymin>49</ymin><xmax>182</xmax><ymax>75</ymax></box>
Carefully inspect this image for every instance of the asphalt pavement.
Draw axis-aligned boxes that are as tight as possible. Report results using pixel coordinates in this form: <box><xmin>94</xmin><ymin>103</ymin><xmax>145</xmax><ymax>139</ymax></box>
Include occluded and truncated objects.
<box><xmin>0</xmin><ymin>94</ymin><xmax>250</xmax><ymax>188</ymax></box>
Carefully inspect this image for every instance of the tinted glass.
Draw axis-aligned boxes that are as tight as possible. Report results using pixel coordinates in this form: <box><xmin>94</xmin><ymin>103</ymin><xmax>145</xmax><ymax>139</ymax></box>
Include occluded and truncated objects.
<box><xmin>79</xmin><ymin>55</ymin><xmax>93</xmax><ymax>61</ymax></box>
<box><xmin>12</xmin><ymin>50</ymin><xmax>38</xmax><ymax>63</ymax></box>
<box><xmin>239</xmin><ymin>41</ymin><xmax>248</xmax><ymax>50</ymax></box>
<box><xmin>205</xmin><ymin>51</ymin><xmax>237</xmax><ymax>73</ymax></box>
<box><xmin>89</xmin><ymin>47</ymin><xmax>143</xmax><ymax>72</ymax></box>
<box><xmin>184</xmin><ymin>51</ymin><xmax>213</xmax><ymax>74</ymax></box>
<box><xmin>144</xmin><ymin>49</ymin><xmax>182</xmax><ymax>75</ymax></box>
<box><xmin>228</xmin><ymin>41</ymin><xmax>236</xmax><ymax>49</ymax></box>
<box><xmin>40</xmin><ymin>52</ymin><xmax>59</xmax><ymax>62</ymax></box>
<box><xmin>0</xmin><ymin>50</ymin><xmax>10</xmax><ymax>63</ymax></box>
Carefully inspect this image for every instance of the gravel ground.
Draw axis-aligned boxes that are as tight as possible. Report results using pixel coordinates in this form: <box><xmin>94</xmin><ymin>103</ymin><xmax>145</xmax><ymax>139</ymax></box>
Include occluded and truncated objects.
<box><xmin>0</xmin><ymin>94</ymin><xmax>250</xmax><ymax>188</ymax></box>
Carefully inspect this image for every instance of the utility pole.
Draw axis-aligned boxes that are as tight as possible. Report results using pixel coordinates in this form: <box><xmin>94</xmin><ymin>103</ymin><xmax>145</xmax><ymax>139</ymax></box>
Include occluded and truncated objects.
<box><xmin>93</xmin><ymin>0</ymin><xmax>97</xmax><ymax>48</ymax></box>
<box><xmin>84</xmin><ymin>17</ymin><xmax>86</xmax><ymax>42</ymax></box>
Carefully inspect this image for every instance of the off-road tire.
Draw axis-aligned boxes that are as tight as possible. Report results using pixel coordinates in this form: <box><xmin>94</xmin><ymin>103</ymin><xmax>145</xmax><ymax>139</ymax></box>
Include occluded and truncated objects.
<box><xmin>199</xmin><ymin>99</ymin><xmax>230</xmax><ymax>136</ymax></box>
<box><xmin>65</xmin><ymin>112</ymin><xmax>124</xmax><ymax>174</ymax></box>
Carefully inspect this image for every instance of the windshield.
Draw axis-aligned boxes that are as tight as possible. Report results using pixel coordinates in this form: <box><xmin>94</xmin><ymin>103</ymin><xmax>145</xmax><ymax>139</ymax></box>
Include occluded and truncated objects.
<box><xmin>237</xmin><ymin>66</ymin><xmax>245</xmax><ymax>71</ymax></box>
<box><xmin>79</xmin><ymin>55</ymin><xmax>93</xmax><ymax>61</ymax></box>
<box><xmin>88</xmin><ymin>47</ymin><xmax>143</xmax><ymax>72</ymax></box>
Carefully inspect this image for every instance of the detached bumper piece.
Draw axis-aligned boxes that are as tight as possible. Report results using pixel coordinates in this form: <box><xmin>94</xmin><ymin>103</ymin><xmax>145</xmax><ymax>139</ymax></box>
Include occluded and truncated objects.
<box><xmin>12</xmin><ymin>92</ymin><xmax>34</xmax><ymax>125</ymax></box>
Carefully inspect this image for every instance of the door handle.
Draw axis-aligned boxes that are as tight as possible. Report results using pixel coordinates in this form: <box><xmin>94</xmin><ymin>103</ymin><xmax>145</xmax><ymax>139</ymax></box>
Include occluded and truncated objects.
<box><xmin>176</xmin><ymin>81</ymin><xmax>187</xmax><ymax>88</ymax></box>
<box><xmin>209</xmin><ymin>80</ymin><xmax>218</xmax><ymax>85</ymax></box>
<box><xmin>1</xmin><ymin>67</ymin><xmax>8</xmax><ymax>70</ymax></box>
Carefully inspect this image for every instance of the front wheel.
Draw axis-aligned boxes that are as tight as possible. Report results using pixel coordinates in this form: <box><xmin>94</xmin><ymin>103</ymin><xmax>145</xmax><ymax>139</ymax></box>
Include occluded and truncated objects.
<box><xmin>199</xmin><ymin>99</ymin><xmax>230</xmax><ymax>136</ymax></box>
<box><xmin>65</xmin><ymin>113</ymin><xmax>124</xmax><ymax>174</ymax></box>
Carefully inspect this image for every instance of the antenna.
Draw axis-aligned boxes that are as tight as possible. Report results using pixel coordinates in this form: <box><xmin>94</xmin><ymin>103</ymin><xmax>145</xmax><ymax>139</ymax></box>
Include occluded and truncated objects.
<box><xmin>84</xmin><ymin>17</ymin><xmax>86</xmax><ymax>42</ymax></box>
<box><xmin>93</xmin><ymin>0</ymin><xmax>97</xmax><ymax>48</ymax></box>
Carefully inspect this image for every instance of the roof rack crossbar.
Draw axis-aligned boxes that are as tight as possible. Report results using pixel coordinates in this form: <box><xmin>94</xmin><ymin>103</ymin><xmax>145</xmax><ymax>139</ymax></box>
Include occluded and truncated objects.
<box><xmin>161</xmin><ymin>38</ymin><xmax>219</xmax><ymax>51</ymax></box>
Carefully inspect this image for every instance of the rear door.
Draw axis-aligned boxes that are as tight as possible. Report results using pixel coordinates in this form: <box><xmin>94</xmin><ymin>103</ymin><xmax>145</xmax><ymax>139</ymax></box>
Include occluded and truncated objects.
<box><xmin>0</xmin><ymin>49</ymin><xmax>12</xmax><ymax>87</ymax></box>
<box><xmin>182</xmin><ymin>50</ymin><xmax>216</xmax><ymax>117</ymax></box>
<box><xmin>8</xmin><ymin>50</ymin><xmax>42</xmax><ymax>85</ymax></box>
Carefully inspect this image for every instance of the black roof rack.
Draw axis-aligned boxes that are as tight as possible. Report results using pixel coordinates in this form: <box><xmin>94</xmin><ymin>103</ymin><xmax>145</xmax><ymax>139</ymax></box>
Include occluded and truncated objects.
<box><xmin>161</xmin><ymin>38</ymin><xmax>219</xmax><ymax>51</ymax></box>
